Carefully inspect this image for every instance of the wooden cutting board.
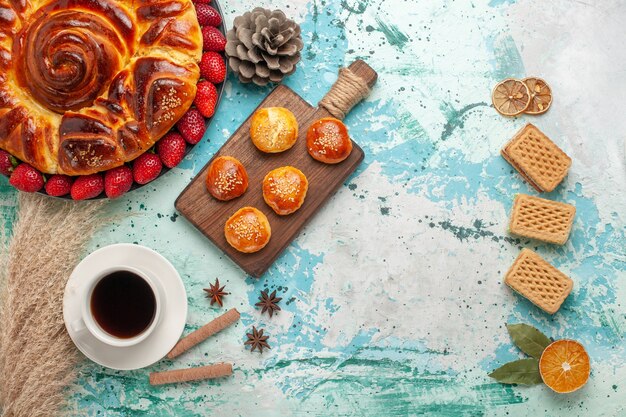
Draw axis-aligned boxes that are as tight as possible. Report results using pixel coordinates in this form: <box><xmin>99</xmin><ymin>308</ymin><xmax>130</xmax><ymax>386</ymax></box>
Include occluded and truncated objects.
<box><xmin>175</xmin><ymin>60</ymin><xmax>377</xmax><ymax>277</ymax></box>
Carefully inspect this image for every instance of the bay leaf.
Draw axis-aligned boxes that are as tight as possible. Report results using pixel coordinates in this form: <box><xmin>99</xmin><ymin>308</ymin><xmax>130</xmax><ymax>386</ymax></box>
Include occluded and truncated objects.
<box><xmin>506</xmin><ymin>323</ymin><xmax>552</xmax><ymax>359</ymax></box>
<box><xmin>488</xmin><ymin>358</ymin><xmax>543</xmax><ymax>385</ymax></box>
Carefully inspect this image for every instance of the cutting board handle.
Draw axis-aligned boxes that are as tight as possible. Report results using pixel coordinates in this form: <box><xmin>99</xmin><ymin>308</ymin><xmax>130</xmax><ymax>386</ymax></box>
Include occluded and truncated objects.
<box><xmin>318</xmin><ymin>59</ymin><xmax>378</xmax><ymax>120</ymax></box>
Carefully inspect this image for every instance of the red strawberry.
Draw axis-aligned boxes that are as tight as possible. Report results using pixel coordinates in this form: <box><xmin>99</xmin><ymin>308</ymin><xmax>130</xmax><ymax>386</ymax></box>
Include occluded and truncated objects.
<box><xmin>157</xmin><ymin>132</ymin><xmax>187</xmax><ymax>168</ymax></box>
<box><xmin>176</xmin><ymin>108</ymin><xmax>206</xmax><ymax>144</ymax></box>
<box><xmin>193</xmin><ymin>0</ymin><xmax>211</xmax><ymax>4</ymax></box>
<box><xmin>202</xmin><ymin>26</ymin><xmax>226</xmax><ymax>52</ymax></box>
<box><xmin>71</xmin><ymin>174</ymin><xmax>104</xmax><ymax>200</ymax></box>
<box><xmin>104</xmin><ymin>165</ymin><xmax>133</xmax><ymax>198</ymax></box>
<box><xmin>194</xmin><ymin>81</ymin><xmax>218</xmax><ymax>118</ymax></box>
<box><xmin>9</xmin><ymin>163</ymin><xmax>44</xmax><ymax>192</ymax></box>
<box><xmin>195</xmin><ymin>4</ymin><xmax>222</xmax><ymax>27</ymax></box>
<box><xmin>45</xmin><ymin>174</ymin><xmax>72</xmax><ymax>197</ymax></box>
<box><xmin>133</xmin><ymin>153</ymin><xmax>162</xmax><ymax>184</ymax></box>
<box><xmin>199</xmin><ymin>52</ymin><xmax>226</xmax><ymax>84</ymax></box>
<box><xmin>0</xmin><ymin>150</ymin><xmax>17</xmax><ymax>176</ymax></box>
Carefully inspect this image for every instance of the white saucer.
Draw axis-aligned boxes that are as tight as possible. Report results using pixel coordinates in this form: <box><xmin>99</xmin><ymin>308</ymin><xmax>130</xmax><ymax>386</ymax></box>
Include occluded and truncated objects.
<box><xmin>63</xmin><ymin>244</ymin><xmax>187</xmax><ymax>370</ymax></box>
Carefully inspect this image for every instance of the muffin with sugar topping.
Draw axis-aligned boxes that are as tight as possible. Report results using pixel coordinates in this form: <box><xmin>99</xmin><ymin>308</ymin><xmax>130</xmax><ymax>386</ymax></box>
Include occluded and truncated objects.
<box><xmin>306</xmin><ymin>117</ymin><xmax>353</xmax><ymax>164</ymax></box>
<box><xmin>262</xmin><ymin>166</ymin><xmax>308</xmax><ymax>215</ymax></box>
<box><xmin>224</xmin><ymin>207</ymin><xmax>271</xmax><ymax>253</ymax></box>
<box><xmin>250</xmin><ymin>107</ymin><xmax>298</xmax><ymax>153</ymax></box>
<box><xmin>206</xmin><ymin>156</ymin><xmax>248</xmax><ymax>201</ymax></box>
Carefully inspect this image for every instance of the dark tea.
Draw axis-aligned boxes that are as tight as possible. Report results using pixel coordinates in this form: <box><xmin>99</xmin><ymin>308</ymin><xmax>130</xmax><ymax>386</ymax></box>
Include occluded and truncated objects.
<box><xmin>90</xmin><ymin>270</ymin><xmax>156</xmax><ymax>339</ymax></box>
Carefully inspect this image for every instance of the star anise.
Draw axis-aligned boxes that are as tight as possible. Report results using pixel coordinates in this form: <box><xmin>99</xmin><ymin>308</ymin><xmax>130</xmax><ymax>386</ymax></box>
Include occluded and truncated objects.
<box><xmin>255</xmin><ymin>290</ymin><xmax>282</xmax><ymax>318</ymax></box>
<box><xmin>203</xmin><ymin>278</ymin><xmax>229</xmax><ymax>307</ymax></box>
<box><xmin>244</xmin><ymin>326</ymin><xmax>271</xmax><ymax>353</ymax></box>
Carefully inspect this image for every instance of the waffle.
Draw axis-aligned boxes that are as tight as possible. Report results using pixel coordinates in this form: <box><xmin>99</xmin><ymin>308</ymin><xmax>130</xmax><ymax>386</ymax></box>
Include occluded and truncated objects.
<box><xmin>509</xmin><ymin>194</ymin><xmax>576</xmax><ymax>245</ymax></box>
<box><xmin>505</xmin><ymin>249</ymin><xmax>573</xmax><ymax>314</ymax></box>
<box><xmin>501</xmin><ymin>124</ymin><xmax>571</xmax><ymax>192</ymax></box>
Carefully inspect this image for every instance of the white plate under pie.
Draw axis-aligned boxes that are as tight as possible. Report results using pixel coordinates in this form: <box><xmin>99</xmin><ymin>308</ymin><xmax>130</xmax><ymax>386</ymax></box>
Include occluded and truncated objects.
<box><xmin>63</xmin><ymin>243</ymin><xmax>187</xmax><ymax>370</ymax></box>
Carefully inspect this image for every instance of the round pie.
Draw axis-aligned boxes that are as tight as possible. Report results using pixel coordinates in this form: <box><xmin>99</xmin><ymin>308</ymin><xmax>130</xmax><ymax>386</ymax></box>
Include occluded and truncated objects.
<box><xmin>306</xmin><ymin>117</ymin><xmax>353</xmax><ymax>164</ymax></box>
<box><xmin>0</xmin><ymin>0</ymin><xmax>202</xmax><ymax>175</ymax></box>
<box><xmin>262</xmin><ymin>166</ymin><xmax>308</xmax><ymax>215</ymax></box>
<box><xmin>224</xmin><ymin>207</ymin><xmax>271</xmax><ymax>253</ymax></box>
<box><xmin>249</xmin><ymin>107</ymin><xmax>298</xmax><ymax>153</ymax></box>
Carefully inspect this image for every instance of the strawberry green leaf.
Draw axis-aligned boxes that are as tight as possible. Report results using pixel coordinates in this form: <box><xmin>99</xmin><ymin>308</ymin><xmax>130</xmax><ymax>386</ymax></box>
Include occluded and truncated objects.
<box><xmin>506</xmin><ymin>323</ymin><xmax>552</xmax><ymax>359</ymax></box>
<box><xmin>488</xmin><ymin>358</ymin><xmax>543</xmax><ymax>385</ymax></box>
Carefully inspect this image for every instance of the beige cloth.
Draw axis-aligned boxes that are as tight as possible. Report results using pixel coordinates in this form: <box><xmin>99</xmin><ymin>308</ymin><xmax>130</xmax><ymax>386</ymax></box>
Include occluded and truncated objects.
<box><xmin>0</xmin><ymin>193</ymin><xmax>106</xmax><ymax>417</ymax></box>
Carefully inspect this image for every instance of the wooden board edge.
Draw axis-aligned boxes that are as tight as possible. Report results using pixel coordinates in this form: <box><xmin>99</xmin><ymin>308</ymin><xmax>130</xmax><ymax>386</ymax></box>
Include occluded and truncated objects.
<box><xmin>348</xmin><ymin>59</ymin><xmax>378</xmax><ymax>88</ymax></box>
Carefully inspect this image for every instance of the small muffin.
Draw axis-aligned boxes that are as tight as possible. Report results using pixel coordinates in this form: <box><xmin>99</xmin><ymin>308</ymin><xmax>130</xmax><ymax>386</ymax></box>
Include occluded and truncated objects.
<box><xmin>224</xmin><ymin>207</ymin><xmax>271</xmax><ymax>253</ymax></box>
<box><xmin>306</xmin><ymin>117</ymin><xmax>353</xmax><ymax>164</ymax></box>
<box><xmin>250</xmin><ymin>107</ymin><xmax>298</xmax><ymax>153</ymax></box>
<box><xmin>262</xmin><ymin>166</ymin><xmax>308</xmax><ymax>215</ymax></box>
<box><xmin>206</xmin><ymin>156</ymin><xmax>248</xmax><ymax>201</ymax></box>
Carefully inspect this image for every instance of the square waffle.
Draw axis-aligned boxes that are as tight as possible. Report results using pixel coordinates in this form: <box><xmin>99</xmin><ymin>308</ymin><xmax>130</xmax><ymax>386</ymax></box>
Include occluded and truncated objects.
<box><xmin>501</xmin><ymin>124</ymin><xmax>572</xmax><ymax>192</ymax></box>
<box><xmin>505</xmin><ymin>249</ymin><xmax>573</xmax><ymax>314</ymax></box>
<box><xmin>509</xmin><ymin>194</ymin><xmax>576</xmax><ymax>245</ymax></box>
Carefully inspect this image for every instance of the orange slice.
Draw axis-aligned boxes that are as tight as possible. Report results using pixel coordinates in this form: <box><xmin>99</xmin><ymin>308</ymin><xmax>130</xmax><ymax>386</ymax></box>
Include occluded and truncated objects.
<box><xmin>539</xmin><ymin>339</ymin><xmax>590</xmax><ymax>393</ymax></box>
<box><xmin>492</xmin><ymin>78</ymin><xmax>530</xmax><ymax>116</ymax></box>
<box><xmin>523</xmin><ymin>77</ymin><xmax>552</xmax><ymax>114</ymax></box>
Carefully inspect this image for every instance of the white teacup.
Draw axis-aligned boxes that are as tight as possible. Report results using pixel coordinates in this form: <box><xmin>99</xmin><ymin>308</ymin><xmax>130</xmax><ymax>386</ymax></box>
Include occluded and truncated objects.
<box><xmin>71</xmin><ymin>265</ymin><xmax>162</xmax><ymax>348</ymax></box>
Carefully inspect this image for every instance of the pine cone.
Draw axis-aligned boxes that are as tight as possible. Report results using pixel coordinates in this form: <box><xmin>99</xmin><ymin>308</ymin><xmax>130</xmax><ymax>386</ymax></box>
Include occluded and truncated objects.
<box><xmin>225</xmin><ymin>8</ymin><xmax>304</xmax><ymax>86</ymax></box>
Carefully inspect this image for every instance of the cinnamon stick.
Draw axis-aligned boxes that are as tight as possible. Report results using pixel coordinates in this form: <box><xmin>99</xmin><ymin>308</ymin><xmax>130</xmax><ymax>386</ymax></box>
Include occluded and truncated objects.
<box><xmin>150</xmin><ymin>363</ymin><xmax>233</xmax><ymax>386</ymax></box>
<box><xmin>167</xmin><ymin>308</ymin><xmax>240</xmax><ymax>359</ymax></box>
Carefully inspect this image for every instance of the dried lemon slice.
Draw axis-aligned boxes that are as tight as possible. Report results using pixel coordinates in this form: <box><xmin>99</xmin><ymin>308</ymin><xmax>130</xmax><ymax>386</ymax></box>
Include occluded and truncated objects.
<box><xmin>492</xmin><ymin>78</ymin><xmax>530</xmax><ymax>116</ymax></box>
<box><xmin>523</xmin><ymin>77</ymin><xmax>552</xmax><ymax>115</ymax></box>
